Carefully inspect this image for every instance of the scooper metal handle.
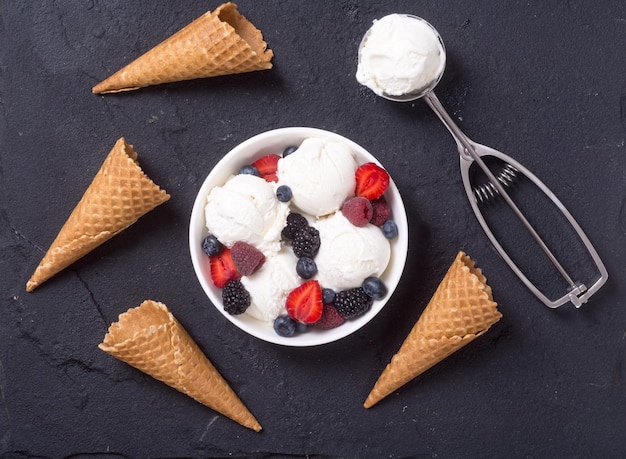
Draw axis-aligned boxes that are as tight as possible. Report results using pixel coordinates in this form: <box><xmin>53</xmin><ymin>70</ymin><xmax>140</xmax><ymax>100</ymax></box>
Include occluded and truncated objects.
<box><xmin>424</xmin><ymin>91</ymin><xmax>609</xmax><ymax>308</ymax></box>
<box><xmin>357</xmin><ymin>13</ymin><xmax>608</xmax><ymax>308</ymax></box>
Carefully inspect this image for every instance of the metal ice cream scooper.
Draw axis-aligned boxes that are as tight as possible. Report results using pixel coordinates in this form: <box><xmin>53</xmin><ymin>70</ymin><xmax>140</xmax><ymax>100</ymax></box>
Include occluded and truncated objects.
<box><xmin>356</xmin><ymin>14</ymin><xmax>608</xmax><ymax>308</ymax></box>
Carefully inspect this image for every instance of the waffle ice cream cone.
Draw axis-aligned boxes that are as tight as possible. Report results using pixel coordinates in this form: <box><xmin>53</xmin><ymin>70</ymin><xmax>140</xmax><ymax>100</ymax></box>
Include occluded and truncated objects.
<box><xmin>364</xmin><ymin>251</ymin><xmax>502</xmax><ymax>408</ymax></box>
<box><xmin>99</xmin><ymin>300</ymin><xmax>262</xmax><ymax>431</ymax></box>
<box><xmin>92</xmin><ymin>2</ymin><xmax>273</xmax><ymax>94</ymax></box>
<box><xmin>26</xmin><ymin>138</ymin><xmax>170</xmax><ymax>292</ymax></box>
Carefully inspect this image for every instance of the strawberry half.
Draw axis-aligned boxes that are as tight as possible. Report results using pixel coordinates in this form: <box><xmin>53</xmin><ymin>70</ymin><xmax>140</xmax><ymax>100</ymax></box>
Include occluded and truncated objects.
<box><xmin>285</xmin><ymin>280</ymin><xmax>323</xmax><ymax>324</ymax></box>
<box><xmin>252</xmin><ymin>154</ymin><xmax>280</xmax><ymax>182</ymax></box>
<box><xmin>355</xmin><ymin>162</ymin><xmax>390</xmax><ymax>200</ymax></box>
<box><xmin>209</xmin><ymin>248</ymin><xmax>241</xmax><ymax>288</ymax></box>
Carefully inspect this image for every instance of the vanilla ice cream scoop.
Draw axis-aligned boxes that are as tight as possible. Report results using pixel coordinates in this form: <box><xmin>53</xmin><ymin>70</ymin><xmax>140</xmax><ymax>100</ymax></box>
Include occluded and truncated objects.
<box><xmin>314</xmin><ymin>212</ymin><xmax>391</xmax><ymax>291</ymax></box>
<box><xmin>356</xmin><ymin>14</ymin><xmax>445</xmax><ymax>99</ymax></box>
<box><xmin>277</xmin><ymin>137</ymin><xmax>358</xmax><ymax>217</ymax></box>
<box><xmin>242</xmin><ymin>248</ymin><xmax>301</xmax><ymax>323</ymax></box>
<box><xmin>205</xmin><ymin>174</ymin><xmax>289</xmax><ymax>255</ymax></box>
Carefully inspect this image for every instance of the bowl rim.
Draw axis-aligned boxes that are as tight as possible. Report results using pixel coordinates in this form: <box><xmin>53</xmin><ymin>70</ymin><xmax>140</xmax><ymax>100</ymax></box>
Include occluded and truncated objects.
<box><xmin>189</xmin><ymin>127</ymin><xmax>408</xmax><ymax>347</ymax></box>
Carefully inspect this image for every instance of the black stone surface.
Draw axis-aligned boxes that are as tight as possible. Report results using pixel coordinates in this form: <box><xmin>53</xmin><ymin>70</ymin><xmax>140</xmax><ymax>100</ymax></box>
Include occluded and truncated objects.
<box><xmin>1</xmin><ymin>1</ymin><xmax>625</xmax><ymax>457</ymax></box>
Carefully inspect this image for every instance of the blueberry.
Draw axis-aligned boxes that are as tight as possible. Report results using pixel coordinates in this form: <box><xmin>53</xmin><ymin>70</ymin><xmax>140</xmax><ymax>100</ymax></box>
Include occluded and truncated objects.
<box><xmin>201</xmin><ymin>234</ymin><xmax>224</xmax><ymax>257</ymax></box>
<box><xmin>322</xmin><ymin>288</ymin><xmax>336</xmax><ymax>304</ymax></box>
<box><xmin>276</xmin><ymin>185</ymin><xmax>293</xmax><ymax>202</ymax></box>
<box><xmin>296</xmin><ymin>256</ymin><xmax>317</xmax><ymax>279</ymax></box>
<box><xmin>282</xmin><ymin>145</ymin><xmax>298</xmax><ymax>157</ymax></box>
<box><xmin>295</xmin><ymin>322</ymin><xmax>308</xmax><ymax>333</ymax></box>
<box><xmin>273</xmin><ymin>315</ymin><xmax>297</xmax><ymax>337</ymax></box>
<box><xmin>381</xmin><ymin>220</ymin><xmax>398</xmax><ymax>239</ymax></box>
<box><xmin>239</xmin><ymin>164</ymin><xmax>260</xmax><ymax>176</ymax></box>
<box><xmin>362</xmin><ymin>276</ymin><xmax>387</xmax><ymax>299</ymax></box>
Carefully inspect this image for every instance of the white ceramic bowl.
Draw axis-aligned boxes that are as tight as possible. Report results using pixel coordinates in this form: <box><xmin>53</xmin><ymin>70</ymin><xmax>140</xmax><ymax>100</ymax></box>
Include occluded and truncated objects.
<box><xmin>189</xmin><ymin>127</ymin><xmax>408</xmax><ymax>346</ymax></box>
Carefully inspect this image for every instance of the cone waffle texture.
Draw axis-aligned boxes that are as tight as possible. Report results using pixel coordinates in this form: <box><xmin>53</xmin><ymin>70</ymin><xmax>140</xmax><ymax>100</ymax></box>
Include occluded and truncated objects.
<box><xmin>364</xmin><ymin>251</ymin><xmax>502</xmax><ymax>408</ymax></box>
<box><xmin>99</xmin><ymin>300</ymin><xmax>262</xmax><ymax>431</ymax></box>
<box><xmin>26</xmin><ymin>138</ymin><xmax>170</xmax><ymax>292</ymax></box>
<box><xmin>92</xmin><ymin>2</ymin><xmax>273</xmax><ymax>94</ymax></box>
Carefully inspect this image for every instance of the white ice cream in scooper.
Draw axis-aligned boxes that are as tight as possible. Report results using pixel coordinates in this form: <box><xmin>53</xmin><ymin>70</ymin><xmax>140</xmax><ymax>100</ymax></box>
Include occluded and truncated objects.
<box><xmin>356</xmin><ymin>14</ymin><xmax>607</xmax><ymax>308</ymax></box>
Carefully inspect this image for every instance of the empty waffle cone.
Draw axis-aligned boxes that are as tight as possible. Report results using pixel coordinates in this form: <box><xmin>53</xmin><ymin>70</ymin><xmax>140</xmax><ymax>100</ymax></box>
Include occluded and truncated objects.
<box><xmin>92</xmin><ymin>2</ymin><xmax>273</xmax><ymax>94</ymax></box>
<box><xmin>99</xmin><ymin>300</ymin><xmax>262</xmax><ymax>431</ymax></box>
<box><xmin>26</xmin><ymin>138</ymin><xmax>170</xmax><ymax>292</ymax></box>
<box><xmin>364</xmin><ymin>251</ymin><xmax>502</xmax><ymax>408</ymax></box>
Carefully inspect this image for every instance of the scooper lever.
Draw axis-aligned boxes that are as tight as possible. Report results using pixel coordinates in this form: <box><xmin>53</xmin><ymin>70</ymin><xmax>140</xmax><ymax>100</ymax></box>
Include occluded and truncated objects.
<box><xmin>424</xmin><ymin>91</ymin><xmax>608</xmax><ymax>308</ymax></box>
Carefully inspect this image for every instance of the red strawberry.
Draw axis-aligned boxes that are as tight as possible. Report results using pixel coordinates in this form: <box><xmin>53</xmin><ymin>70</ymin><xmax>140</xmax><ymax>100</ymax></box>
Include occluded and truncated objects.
<box><xmin>355</xmin><ymin>162</ymin><xmax>390</xmax><ymax>200</ymax></box>
<box><xmin>209</xmin><ymin>248</ymin><xmax>241</xmax><ymax>288</ymax></box>
<box><xmin>252</xmin><ymin>154</ymin><xmax>280</xmax><ymax>182</ymax></box>
<box><xmin>231</xmin><ymin>241</ymin><xmax>265</xmax><ymax>276</ymax></box>
<box><xmin>314</xmin><ymin>303</ymin><xmax>345</xmax><ymax>329</ymax></box>
<box><xmin>285</xmin><ymin>280</ymin><xmax>323</xmax><ymax>324</ymax></box>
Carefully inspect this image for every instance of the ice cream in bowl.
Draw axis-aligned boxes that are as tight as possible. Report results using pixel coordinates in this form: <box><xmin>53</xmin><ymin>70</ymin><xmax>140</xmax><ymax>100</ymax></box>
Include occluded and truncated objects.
<box><xmin>189</xmin><ymin>127</ymin><xmax>408</xmax><ymax>346</ymax></box>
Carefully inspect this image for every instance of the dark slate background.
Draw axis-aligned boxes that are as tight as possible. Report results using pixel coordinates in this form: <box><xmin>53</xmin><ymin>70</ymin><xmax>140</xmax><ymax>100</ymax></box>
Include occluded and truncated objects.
<box><xmin>1</xmin><ymin>1</ymin><xmax>625</xmax><ymax>457</ymax></box>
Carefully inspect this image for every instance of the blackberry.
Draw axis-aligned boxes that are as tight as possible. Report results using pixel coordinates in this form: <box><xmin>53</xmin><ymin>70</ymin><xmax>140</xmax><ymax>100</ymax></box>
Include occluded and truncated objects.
<box><xmin>281</xmin><ymin>212</ymin><xmax>308</xmax><ymax>240</ymax></box>
<box><xmin>292</xmin><ymin>226</ymin><xmax>320</xmax><ymax>258</ymax></box>
<box><xmin>222</xmin><ymin>280</ymin><xmax>250</xmax><ymax>315</ymax></box>
<box><xmin>334</xmin><ymin>287</ymin><xmax>373</xmax><ymax>319</ymax></box>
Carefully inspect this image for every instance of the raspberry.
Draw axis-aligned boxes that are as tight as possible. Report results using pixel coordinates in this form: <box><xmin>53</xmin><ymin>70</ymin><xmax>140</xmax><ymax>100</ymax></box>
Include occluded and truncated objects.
<box><xmin>334</xmin><ymin>287</ymin><xmax>373</xmax><ymax>319</ymax></box>
<box><xmin>370</xmin><ymin>196</ymin><xmax>391</xmax><ymax>226</ymax></box>
<box><xmin>292</xmin><ymin>226</ymin><xmax>320</xmax><ymax>258</ymax></box>
<box><xmin>314</xmin><ymin>303</ymin><xmax>345</xmax><ymax>329</ymax></box>
<box><xmin>281</xmin><ymin>212</ymin><xmax>308</xmax><ymax>240</ymax></box>
<box><xmin>341</xmin><ymin>196</ymin><xmax>373</xmax><ymax>227</ymax></box>
<box><xmin>222</xmin><ymin>280</ymin><xmax>250</xmax><ymax>315</ymax></box>
<box><xmin>230</xmin><ymin>241</ymin><xmax>265</xmax><ymax>276</ymax></box>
